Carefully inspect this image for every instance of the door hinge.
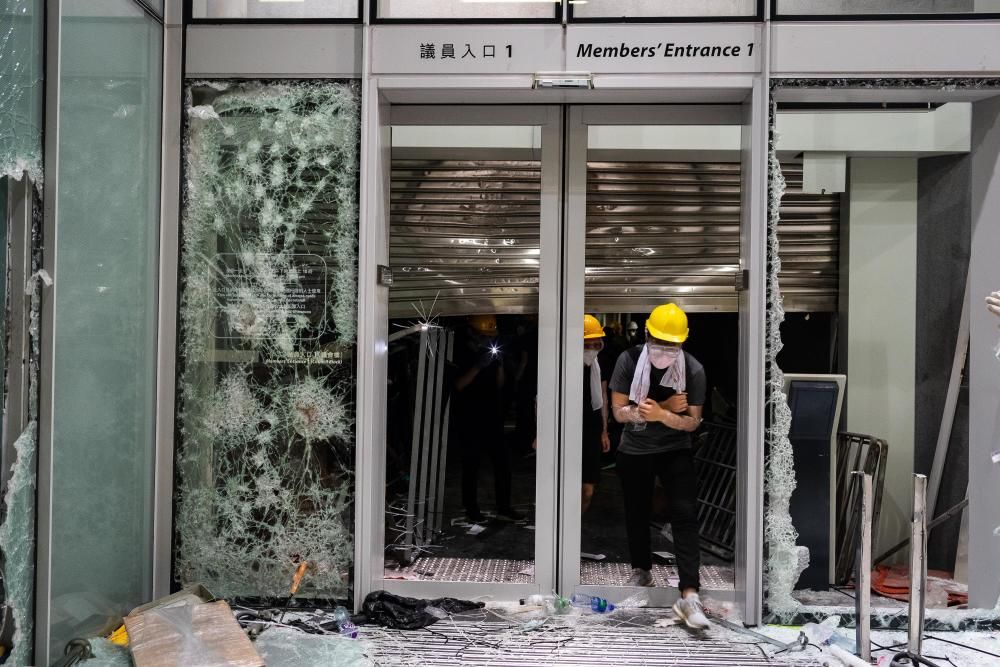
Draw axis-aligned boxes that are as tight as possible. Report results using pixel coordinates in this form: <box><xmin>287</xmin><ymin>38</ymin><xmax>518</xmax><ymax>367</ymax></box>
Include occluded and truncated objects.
<box><xmin>377</xmin><ymin>264</ymin><xmax>393</xmax><ymax>287</ymax></box>
<box><xmin>735</xmin><ymin>269</ymin><xmax>750</xmax><ymax>292</ymax></box>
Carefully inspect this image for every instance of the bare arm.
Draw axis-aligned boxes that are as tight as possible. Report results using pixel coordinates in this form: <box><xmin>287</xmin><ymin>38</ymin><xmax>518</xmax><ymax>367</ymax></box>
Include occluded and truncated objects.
<box><xmin>455</xmin><ymin>366</ymin><xmax>480</xmax><ymax>392</ymax></box>
<box><xmin>600</xmin><ymin>381</ymin><xmax>610</xmax><ymax>429</ymax></box>
<box><xmin>638</xmin><ymin>399</ymin><xmax>703</xmax><ymax>432</ymax></box>
<box><xmin>600</xmin><ymin>381</ymin><xmax>611</xmax><ymax>452</ymax></box>
<box><xmin>611</xmin><ymin>391</ymin><xmax>643</xmax><ymax>424</ymax></box>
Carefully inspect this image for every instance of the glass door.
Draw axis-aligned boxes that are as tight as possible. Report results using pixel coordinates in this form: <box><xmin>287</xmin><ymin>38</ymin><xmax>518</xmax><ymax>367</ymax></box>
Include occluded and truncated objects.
<box><xmin>560</xmin><ymin>105</ymin><xmax>747</xmax><ymax>608</ymax></box>
<box><xmin>377</xmin><ymin>102</ymin><xmax>762</xmax><ymax>612</ymax></box>
<box><xmin>380</xmin><ymin>106</ymin><xmax>562</xmax><ymax>600</ymax></box>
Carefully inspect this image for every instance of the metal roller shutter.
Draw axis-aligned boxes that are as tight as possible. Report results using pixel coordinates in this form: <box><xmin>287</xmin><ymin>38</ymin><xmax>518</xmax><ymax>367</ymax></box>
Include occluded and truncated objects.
<box><xmin>389</xmin><ymin>159</ymin><xmax>838</xmax><ymax>318</ymax></box>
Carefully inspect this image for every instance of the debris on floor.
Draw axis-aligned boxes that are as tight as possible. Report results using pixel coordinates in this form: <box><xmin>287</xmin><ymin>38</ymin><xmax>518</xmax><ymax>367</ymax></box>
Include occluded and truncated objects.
<box><xmin>125</xmin><ymin>600</ymin><xmax>262</xmax><ymax>667</ymax></box>
<box><xmin>254</xmin><ymin>628</ymin><xmax>368</xmax><ymax>667</ymax></box>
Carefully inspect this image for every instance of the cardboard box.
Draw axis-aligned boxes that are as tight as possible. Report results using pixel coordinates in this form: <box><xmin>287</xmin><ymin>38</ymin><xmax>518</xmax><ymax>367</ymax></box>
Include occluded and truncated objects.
<box><xmin>125</xmin><ymin>600</ymin><xmax>263</xmax><ymax>667</ymax></box>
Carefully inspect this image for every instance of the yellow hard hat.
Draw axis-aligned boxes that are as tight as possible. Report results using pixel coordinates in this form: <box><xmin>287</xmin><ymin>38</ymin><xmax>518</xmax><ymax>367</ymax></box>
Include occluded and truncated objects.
<box><xmin>469</xmin><ymin>314</ymin><xmax>498</xmax><ymax>337</ymax></box>
<box><xmin>646</xmin><ymin>303</ymin><xmax>688</xmax><ymax>343</ymax></box>
<box><xmin>583</xmin><ymin>314</ymin><xmax>605</xmax><ymax>339</ymax></box>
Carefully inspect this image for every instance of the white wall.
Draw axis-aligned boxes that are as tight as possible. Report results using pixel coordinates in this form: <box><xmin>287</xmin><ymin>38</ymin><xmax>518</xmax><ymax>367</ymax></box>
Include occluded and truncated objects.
<box><xmin>776</xmin><ymin>104</ymin><xmax>971</xmax><ymax>157</ymax></box>
<box><xmin>845</xmin><ymin>158</ymin><xmax>918</xmax><ymax>557</ymax></box>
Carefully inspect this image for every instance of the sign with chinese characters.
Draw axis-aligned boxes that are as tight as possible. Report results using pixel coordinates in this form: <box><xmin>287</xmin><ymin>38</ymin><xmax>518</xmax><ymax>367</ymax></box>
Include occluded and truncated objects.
<box><xmin>371</xmin><ymin>26</ymin><xmax>563</xmax><ymax>74</ymax></box>
<box><xmin>567</xmin><ymin>24</ymin><xmax>761</xmax><ymax>73</ymax></box>
<box><xmin>213</xmin><ymin>253</ymin><xmax>329</xmax><ymax>342</ymax></box>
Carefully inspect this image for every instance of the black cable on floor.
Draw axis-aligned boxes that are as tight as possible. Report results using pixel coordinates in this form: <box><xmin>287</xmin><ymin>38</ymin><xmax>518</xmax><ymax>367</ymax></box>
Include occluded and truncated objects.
<box><xmin>924</xmin><ymin>632</ymin><xmax>1000</xmax><ymax>660</ymax></box>
<box><xmin>831</xmin><ymin>585</ymin><xmax>857</xmax><ymax>601</ymax></box>
<box><xmin>871</xmin><ymin>639</ymin><xmax>909</xmax><ymax>653</ymax></box>
<box><xmin>890</xmin><ymin>651</ymin><xmax>945</xmax><ymax>667</ymax></box>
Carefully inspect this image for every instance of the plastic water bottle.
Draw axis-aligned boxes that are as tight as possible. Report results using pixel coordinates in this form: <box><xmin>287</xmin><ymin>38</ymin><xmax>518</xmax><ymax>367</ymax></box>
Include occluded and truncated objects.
<box><xmin>543</xmin><ymin>595</ymin><xmax>572</xmax><ymax>615</ymax></box>
<box><xmin>571</xmin><ymin>593</ymin><xmax>615</xmax><ymax>613</ymax></box>
<box><xmin>333</xmin><ymin>606</ymin><xmax>358</xmax><ymax>639</ymax></box>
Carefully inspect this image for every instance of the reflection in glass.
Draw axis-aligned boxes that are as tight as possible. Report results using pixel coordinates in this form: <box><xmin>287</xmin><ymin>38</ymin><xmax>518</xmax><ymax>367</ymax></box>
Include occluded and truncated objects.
<box><xmin>49</xmin><ymin>0</ymin><xmax>161</xmax><ymax>656</ymax></box>
<box><xmin>377</xmin><ymin>0</ymin><xmax>555</xmax><ymax>20</ymax></box>
<box><xmin>191</xmin><ymin>0</ymin><xmax>359</xmax><ymax>19</ymax></box>
<box><xmin>572</xmin><ymin>0</ymin><xmax>756</xmax><ymax>19</ymax></box>
<box><xmin>384</xmin><ymin>129</ymin><xmax>541</xmax><ymax>583</ymax></box>
<box><xmin>776</xmin><ymin>0</ymin><xmax>1000</xmax><ymax>16</ymax></box>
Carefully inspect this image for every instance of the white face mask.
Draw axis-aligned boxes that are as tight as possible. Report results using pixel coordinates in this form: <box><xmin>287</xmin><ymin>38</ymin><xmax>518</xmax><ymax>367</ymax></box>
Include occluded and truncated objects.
<box><xmin>648</xmin><ymin>344</ymin><xmax>681</xmax><ymax>370</ymax></box>
<box><xmin>583</xmin><ymin>349</ymin><xmax>600</xmax><ymax>366</ymax></box>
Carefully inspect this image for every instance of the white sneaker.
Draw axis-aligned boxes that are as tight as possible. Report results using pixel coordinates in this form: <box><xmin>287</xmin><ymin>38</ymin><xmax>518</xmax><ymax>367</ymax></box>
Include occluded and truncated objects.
<box><xmin>672</xmin><ymin>592</ymin><xmax>711</xmax><ymax>630</ymax></box>
<box><xmin>626</xmin><ymin>567</ymin><xmax>653</xmax><ymax>587</ymax></box>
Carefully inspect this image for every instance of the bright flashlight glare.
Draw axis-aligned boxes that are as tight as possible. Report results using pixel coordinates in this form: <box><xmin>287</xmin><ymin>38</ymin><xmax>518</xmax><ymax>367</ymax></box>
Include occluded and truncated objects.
<box><xmin>489</xmin><ymin>345</ymin><xmax>500</xmax><ymax>356</ymax></box>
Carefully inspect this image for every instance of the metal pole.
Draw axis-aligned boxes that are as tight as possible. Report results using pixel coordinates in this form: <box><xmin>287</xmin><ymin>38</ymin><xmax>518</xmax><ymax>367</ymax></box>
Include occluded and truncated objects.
<box><xmin>416</xmin><ymin>329</ymin><xmax>438</xmax><ymax>545</ymax></box>
<box><xmin>853</xmin><ymin>471</ymin><xmax>872</xmax><ymax>662</ymax></box>
<box><xmin>926</xmin><ymin>273</ymin><xmax>970</xmax><ymax>521</ymax></box>
<box><xmin>404</xmin><ymin>328</ymin><xmax>429</xmax><ymax>560</ymax></box>
<box><xmin>434</xmin><ymin>331</ymin><xmax>455</xmax><ymax>534</ymax></box>
<box><xmin>908</xmin><ymin>474</ymin><xmax>928</xmax><ymax>656</ymax></box>
<box><xmin>425</xmin><ymin>327</ymin><xmax>448</xmax><ymax>543</ymax></box>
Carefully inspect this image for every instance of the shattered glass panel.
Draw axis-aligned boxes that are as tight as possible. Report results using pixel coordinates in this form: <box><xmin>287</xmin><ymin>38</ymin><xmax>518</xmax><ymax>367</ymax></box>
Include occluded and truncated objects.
<box><xmin>177</xmin><ymin>80</ymin><xmax>361</xmax><ymax>600</ymax></box>
<box><xmin>0</xmin><ymin>426</ymin><xmax>37</xmax><ymax>667</ymax></box>
<box><xmin>763</xmin><ymin>105</ymin><xmax>806</xmax><ymax>617</ymax></box>
<box><xmin>255</xmin><ymin>627</ymin><xmax>370</xmax><ymax>666</ymax></box>
<box><xmin>0</xmin><ymin>0</ymin><xmax>43</xmax><ymax>184</ymax></box>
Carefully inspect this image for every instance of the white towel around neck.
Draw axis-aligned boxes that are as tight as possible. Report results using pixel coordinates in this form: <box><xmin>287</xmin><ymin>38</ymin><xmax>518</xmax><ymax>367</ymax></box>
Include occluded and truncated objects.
<box><xmin>628</xmin><ymin>344</ymin><xmax>686</xmax><ymax>404</ymax></box>
<box><xmin>588</xmin><ymin>359</ymin><xmax>603</xmax><ymax>411</ymax></box>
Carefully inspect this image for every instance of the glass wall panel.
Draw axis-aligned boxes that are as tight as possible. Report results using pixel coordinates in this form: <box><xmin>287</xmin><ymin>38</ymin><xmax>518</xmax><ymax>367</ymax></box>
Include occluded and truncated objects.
<box><xmin>49</xmin><ymin>0</ymin><xmax>162</xmax><ymax>655</ymax></box>
<box><xmin>776</xmin><ymin>0</ymin><xmax>1000</xmax><ymax>16</ymax></box>
<box><xmin>191</xmin><ymin>0</ymin><xmax>360</xmax><ymax>20</ymax></box>
<box><xmin>384</xmin><ymin>125</ymin><xmax>542</xmax><ymax>583</ymax></box>
<box><xmin>377</xmin><ymin>0</ymin><xmax>556</xmax><ymax>21</ymax></box>
<box><xmin>571</xmin><ymin>0</ymin><xmax>757</xmax><ymax>20</ymax></box>
<box><xmin>176</xmin><ymin>80</ymin><xmax>361</xmax><ymax>601</ymax></box>
<box><xmin>579</xmin><ymin>125</ymin><xmax>742</xmax><ymax>594</ymax></box>
<box><xmin>0</xmin><ymin>0</ymin><xmax>44</xmax><ymax>182</ymax></box>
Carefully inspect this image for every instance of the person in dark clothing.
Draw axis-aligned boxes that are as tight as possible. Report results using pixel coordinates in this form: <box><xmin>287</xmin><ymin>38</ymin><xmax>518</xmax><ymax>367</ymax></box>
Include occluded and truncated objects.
<box><xmin>610</xmin><ymin>303</ymin><xmax>710</xmax><ymax>630</ymax></box>
<box><xmin>532</xmin><ymin>314</ymin><xmax>611</xmax><ymax>513</ymax></box>
<box><xmin>598</xmin><ymin>322</ymin><xmax>628</xmax><ymax>456</ymax></box>
<box><xmin>452</xmin><ymin>314</ymin><xmax>520</xmax><ymax>523</ymax></box>
<box><xmin>581</xmin><ymin>315</ymin><xmax>612</xmax><ymax>512</ymax></box>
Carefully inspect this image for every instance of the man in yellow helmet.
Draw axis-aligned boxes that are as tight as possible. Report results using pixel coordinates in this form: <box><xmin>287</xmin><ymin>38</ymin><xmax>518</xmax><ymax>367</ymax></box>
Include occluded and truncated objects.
<box><xmin>581</xmin><ymin>315</ymin><xmax>612</xmax><ymax>512</ymax></box>
<box><xmin>532</xmin><ymin>314</ymin><xmax>611</xmax><ymax>513</ymax></box>
<box><xmin>609</xmin><ymin>302</ymin><xmax>710</xmax><ymax>630</ymax></box>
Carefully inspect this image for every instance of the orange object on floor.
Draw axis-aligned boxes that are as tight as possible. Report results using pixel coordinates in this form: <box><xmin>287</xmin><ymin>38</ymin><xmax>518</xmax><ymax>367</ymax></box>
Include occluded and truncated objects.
<box><xmin>870</xmin><ymin>564</ymin><xmax>968</xmax><ymax>606</ymax></box>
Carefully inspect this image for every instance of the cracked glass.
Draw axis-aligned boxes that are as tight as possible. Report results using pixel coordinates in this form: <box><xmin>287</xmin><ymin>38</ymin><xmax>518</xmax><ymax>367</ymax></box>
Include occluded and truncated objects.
<box><xmin>0</xmin><ymin>0</ymin><xmax>43</xmax><ymax>184</ymax></box>
<box><xmin>176</xmin><ymin>80</ymin><xmax>361</xmax><ymax>600</ymax></box>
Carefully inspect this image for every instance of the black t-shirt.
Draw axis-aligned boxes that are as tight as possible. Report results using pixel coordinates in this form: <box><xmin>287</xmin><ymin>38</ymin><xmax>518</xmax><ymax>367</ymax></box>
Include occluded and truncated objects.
<box><xmin>609</xmin><ymin>345</ymin><xmax>706</xmax><ymax>454</ymax></box>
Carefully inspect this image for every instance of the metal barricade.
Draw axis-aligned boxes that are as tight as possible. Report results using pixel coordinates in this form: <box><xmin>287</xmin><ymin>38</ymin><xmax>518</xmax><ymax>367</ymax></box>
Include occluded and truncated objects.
<box><xmin>835</xmin><ymin>432</ymin><xmax>888</xmax><ymax>585</ymax></box>
<box><xmin>694</xmin><ymin>420</ymin><xmax>738</xmax><ymax>561</ymax></box>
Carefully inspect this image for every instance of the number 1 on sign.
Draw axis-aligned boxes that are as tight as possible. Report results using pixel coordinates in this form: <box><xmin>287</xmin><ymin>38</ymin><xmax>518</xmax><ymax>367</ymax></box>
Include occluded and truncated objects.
<box><xmin>506</xmin><ymin>44</ymin><xmax>512</xmax><ymax>57</ymax></box>
<box><xmin>747</xmin><ymin>43</ymin><xmax>754</xmax><ymax>56</ymax></box>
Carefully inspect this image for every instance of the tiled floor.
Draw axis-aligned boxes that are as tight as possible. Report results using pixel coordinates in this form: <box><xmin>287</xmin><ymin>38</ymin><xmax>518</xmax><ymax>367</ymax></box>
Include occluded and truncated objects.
<box><xmin>384</xmin><ymin>556</ymin><xmax>736</xmax><ymax>590</ymax></box>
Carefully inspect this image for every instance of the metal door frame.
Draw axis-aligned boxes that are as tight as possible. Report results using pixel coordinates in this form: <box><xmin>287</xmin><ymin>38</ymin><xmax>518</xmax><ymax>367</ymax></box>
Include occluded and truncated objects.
<box><xmin>560</xmin><ymin>103</ymin><xmax>759</xmax><ymax>610</ymax></box>
<box><xmin>356</xmin><ymin>78</ymin><xmax>767</xmax><ymax>622</ymax></box>
<box><xmin>362</xmin><ymin>104</ymin><xmax>565</xmax><ymax>602</ymax></box>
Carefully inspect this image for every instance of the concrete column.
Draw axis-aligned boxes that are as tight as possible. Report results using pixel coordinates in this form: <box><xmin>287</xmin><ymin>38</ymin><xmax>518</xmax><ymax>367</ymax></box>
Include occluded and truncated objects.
<box><xmin>968</xmin><ymin>95</ymin><xmax>1000</xmax><ymax>609</ymax></box>
<box><xmin>845</xmin><ymin>157</ymin><xmax>918</xmax><ymax>558</ymax></box>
